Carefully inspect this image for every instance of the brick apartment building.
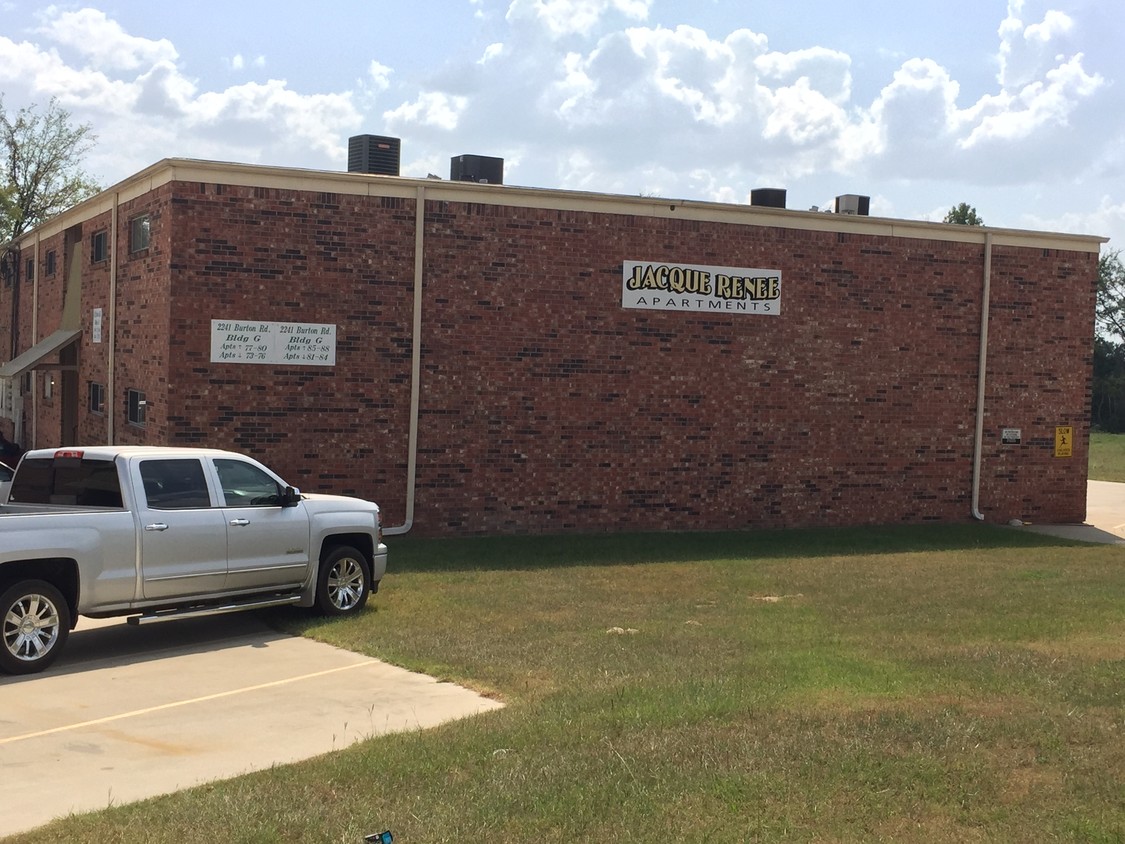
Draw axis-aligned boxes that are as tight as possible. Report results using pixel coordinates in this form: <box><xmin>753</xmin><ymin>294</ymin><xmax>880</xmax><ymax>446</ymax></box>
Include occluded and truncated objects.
<box><xmin>0</xmin><ymin>157</ymin><xmax>1105</xmax><ymax>535</ymax></box>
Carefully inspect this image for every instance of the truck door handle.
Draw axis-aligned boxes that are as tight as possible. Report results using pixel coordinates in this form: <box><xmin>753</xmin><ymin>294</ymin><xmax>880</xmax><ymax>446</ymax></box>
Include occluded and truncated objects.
<box><xmin>145</xmin><ymin>523</ymin><xmax>169</xmax><ymax>532</ymax></box>
<box><xmin>229</xmin><ymin>518</ymin><xmax>250</xmax><ymax>527</ymax></box>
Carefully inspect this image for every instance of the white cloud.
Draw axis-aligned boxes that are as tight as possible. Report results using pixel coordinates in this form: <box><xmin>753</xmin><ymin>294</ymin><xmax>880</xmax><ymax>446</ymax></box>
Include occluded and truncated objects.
<box><xmin>1025</xmin><ymin>9</ymin><xmax>1073</xmax><ymax>43</ymax></box>
<box><xmin>506</xmin><ymin>0</ymin><xmax>651</xmax><ymax>38</ymax></box>
<box><xmin>230</xmin><ymin>54</ymin><xmax>267</xmax><ymax>71</ymax></box>
<box><xmin>35</xmin><ymin>6</ymin><xmax>177</xmax><ymax>71</ymax></box>
<box><xmin>384</xmin><ymin>91</ymin><xmax>468</xmax><ymax>131</ymax></box>
<box><xmin>1</xmin><ymin>6</ymin><xmax>364</xmax><ymax>175</ymax></box>
<box><xmin>479</xmin><ymin>43</ymin><xmax>505</xmax><ymax>64</ymax></box>
<box><xmin>0</xmin><ymin>2</ymin><xmax>1118</xmax><ymax>245</ymax></box>
<box><xmin>1021</xmin><ymin>195</ymin><xmax>1123</xmax><ymax>243</ymax></box>
<box><xmin>368</xmin><ymin>60</ymin><xmax>393</xmax><ymax>92</ymax></box>
<box><xmin>997</xmin><ymin>0</ymin><xmax>1077</xmax><ymax>88</ymax></box>
<box><xmin>0</xmin><ymin>34</ymin><xmax>135</xmax><ymax>111</ymax></box>
<box><xmin>755</xmin><ymin>46</ymin><xmax>852</xmax><ymax>104</ymax></box>
<box><xmin>962</xmin><ymin>53</ymin><xmax>1102</xmax><ymax>147</ymax></box>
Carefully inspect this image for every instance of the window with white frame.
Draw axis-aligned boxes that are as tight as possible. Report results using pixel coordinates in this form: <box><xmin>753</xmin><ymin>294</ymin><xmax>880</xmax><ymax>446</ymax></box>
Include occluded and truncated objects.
<box><xmin>129</xmin><ymin>214</ymin><xmax>150</xmax><ymax>253</ymax></box>
<box><xmin>91</xmin><ymin>230</ymin><xmax>108</xmax><ymax>263</ymax></box>
<box><xmin>127</xmin><ymin>389</ymin><xmax>146</xmax><ymax>427</ymax></box>
<box><xmin>89</xmin><ymin>382</ymin><xmax>106</xmax><ymax>415</ymax></box>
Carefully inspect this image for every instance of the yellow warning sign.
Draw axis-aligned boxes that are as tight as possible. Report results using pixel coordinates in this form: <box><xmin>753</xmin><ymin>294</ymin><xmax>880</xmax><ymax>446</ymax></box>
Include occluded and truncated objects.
<box><xmin>1055</xmin><ymin>426</ymin><xmax>1073</xmax><ymax>458</ymax></box>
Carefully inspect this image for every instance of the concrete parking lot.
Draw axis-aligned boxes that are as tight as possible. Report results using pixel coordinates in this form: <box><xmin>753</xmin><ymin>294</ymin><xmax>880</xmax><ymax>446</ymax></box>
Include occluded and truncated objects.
<box><xmin>0</xmin><ymin>612</ymin><xmax>502</xmax><ymax>838</ymax></box>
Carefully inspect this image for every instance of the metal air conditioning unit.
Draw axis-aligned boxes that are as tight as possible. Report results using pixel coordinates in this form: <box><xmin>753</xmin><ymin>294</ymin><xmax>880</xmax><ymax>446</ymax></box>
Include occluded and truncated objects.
<box><xmin>450</xmin><ymin>154</ymin><xmax>504</xmax><ymax>184</ymax></box>
<box><xmin>834</xmin><ymin>194</ymin><xmax>871</xmax><ymax>216</ymax></box>
<box><xmin>750</xmin><ymin>188</ymin><xmax>787</xmax><ymax>209</ymax></box>
<box><xmin>348</xmin><ymin>135</ymin><xmax>401</xmax><ymax>176</ymax></box>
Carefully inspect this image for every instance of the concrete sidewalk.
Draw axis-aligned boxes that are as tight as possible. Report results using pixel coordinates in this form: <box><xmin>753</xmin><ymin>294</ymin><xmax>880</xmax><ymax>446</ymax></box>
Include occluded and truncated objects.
<box><xmin>1016</xmin><ymin>480</ymin><xmax>1125</xmax><ymax>544</ymax></box>
<box><xmin>0</xmin><ymin>613</ymin><xmax>503</xmax><ymax>838</ymax></box>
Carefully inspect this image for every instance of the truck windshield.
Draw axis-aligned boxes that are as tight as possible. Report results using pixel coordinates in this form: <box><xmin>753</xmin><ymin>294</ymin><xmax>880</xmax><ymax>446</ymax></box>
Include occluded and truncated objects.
<box><xmin>8</xmin><ymin>457</ymin><xmax>124</xmax><ymax>508</ymax></box>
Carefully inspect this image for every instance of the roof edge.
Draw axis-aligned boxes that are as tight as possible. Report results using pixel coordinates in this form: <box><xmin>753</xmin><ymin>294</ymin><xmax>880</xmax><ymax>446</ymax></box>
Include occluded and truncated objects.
<box><xmin>15</xmin><ymin>157</ymin><xmax>1110</xmax><ymax>254</ymax></box>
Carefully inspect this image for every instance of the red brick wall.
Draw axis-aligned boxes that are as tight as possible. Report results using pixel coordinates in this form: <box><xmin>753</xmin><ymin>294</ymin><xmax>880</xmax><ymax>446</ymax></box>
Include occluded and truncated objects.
<box><xmin>979</xmin><ymin>247</ymin><xmax>1094</xmax><ymax>523</ymax></box>
<box><xmin>8</xmin><ymin>175</ymin><xmax>1095</xmax><ymax>536</ymax></box>
<box><xmin>113</xmin><ymin>189</ymin><xmax>173</xmax><ymax>445</ymax></box>
<box><xmin>162</xmin><ymin>184</ymin><xmax>417</xmax><ymax>512</ymax></box>
<box><xmin>141</xmin><ymin>185</ymin><xmax>1096</xmax><ymax>535</ymax></box>
<box><xmin>410</xmin><ymin>206</ymin><xmax>1096</xmax><ymax>534</ymax></box>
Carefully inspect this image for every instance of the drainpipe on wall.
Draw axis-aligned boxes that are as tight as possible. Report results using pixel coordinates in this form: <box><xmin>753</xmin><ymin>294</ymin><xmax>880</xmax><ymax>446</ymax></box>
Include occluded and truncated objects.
<box><xmin>383</xmin><ymin>184</ymin><xmax>424</xmax><ymax>535</ymax></box>
<box><xmin>26</xmin><ymin>238</ymin><xmax>34</xmax><ymax>449</ymax></box>
<box><xmin>6</xmin><ymin>241</ymin><xmax>22</xmax><ymax>442</ymax></box>
<box><xmin>970</xmin><ymin>232</ymin><xmax>993</xmax><ymax>521</ymax></box>
<box><xmin>108</xmin><ymin>195</ymin><xmax>119</xmax><ymax>445</ymax></box>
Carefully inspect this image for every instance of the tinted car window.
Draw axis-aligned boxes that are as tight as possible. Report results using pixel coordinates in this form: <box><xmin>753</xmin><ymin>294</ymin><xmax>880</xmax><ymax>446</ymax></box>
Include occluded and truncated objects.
<box><xmin>8</xmin><ymin>457</ymin><xmax>124</xmax><ymax>507</ymax></box>
<box><xmin>214</xmin><ymin>459</ymin><xmax>284</xmax><ymax>506</ymax></box>
<box><xmin>0</xmin><ymin>462</ymin><xmax>12</xmax><ymax>482</ymax></box>
<box><xmin>139</xmin><ymin>459</ymin><xmax>211</xmax><ymax>510</ymax></box>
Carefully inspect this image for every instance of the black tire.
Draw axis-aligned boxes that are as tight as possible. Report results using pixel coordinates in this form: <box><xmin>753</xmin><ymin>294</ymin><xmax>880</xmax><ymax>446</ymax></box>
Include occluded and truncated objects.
<box><xmin>0</xmin><ymin>580</ymin><xmax>71</xmax><ymax>675</ymax></box>
<box><xmin>315</xmin><ymin>545</ymin><xmax>371</xmax><ymax>616</ymax></box>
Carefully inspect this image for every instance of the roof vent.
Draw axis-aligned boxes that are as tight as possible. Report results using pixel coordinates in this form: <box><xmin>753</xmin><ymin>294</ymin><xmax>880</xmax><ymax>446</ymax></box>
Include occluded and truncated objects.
<box><xmin>348</xmin><ymin>135</ymin><xmax>400</xmax><ymax>176</ymax></box>
<box><xmin>834</xmin><ymin>194</ymin><xmax>870</xmax><ymax>216</ymax></box>
<box><xmin>451</xmin><ymin>154</ymin><xmax>504</xmax><ymax>185</ymax></box>
<box><xmin>750</xmin><ymin>188</ymin><xmax>787</xmax><ymax>209</ymax></box>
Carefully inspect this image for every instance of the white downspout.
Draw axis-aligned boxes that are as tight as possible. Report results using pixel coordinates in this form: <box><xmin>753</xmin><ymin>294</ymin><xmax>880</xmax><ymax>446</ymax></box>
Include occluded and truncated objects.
<box><xmin>108</xmin><ymin>195</ymin><xmax>118</xmax><ymax>445</ymax></box>
<box><xmin>971</xmin><ymin>232</ymin><xmax>993</xmax><ymax>520</ymax></box>
<box><xmin>383</xmin><ymin>185</ymin><xmax>424</xmax><ymax>535</ymax></box>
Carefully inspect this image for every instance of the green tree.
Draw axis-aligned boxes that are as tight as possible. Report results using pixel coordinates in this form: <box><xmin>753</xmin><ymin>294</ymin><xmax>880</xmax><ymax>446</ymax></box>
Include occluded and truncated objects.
<box><xmin>1092</xmin><ymin>251</ymin><xmax>1125</xmax><ymax>431</ymax></box>
<box><xmin>0</xmin><ymin>96</ymin><xmax>99</xmax><ymax>244</ymax></box>
<box><xmin>943</xmin><ymin>202</ymin><xmax>984</xmax><ymax>225</ymax></box>
<box><xmin>1094</xmin><ymin>249</ymin><xmax>1125</xmax><ymax>341</ymax></box>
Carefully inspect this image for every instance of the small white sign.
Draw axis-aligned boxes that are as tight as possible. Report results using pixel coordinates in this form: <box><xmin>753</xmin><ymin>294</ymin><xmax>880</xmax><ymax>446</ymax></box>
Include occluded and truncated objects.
<box><xmin>1001</xmin><ymin>428</ymin><xmax>1022</xmax><ymax>445</ymax></box>
<box><xmin>210</xmin><ymin>320</ymin><xmax>337</xmax><ymax>366</ymax></box>
<box><xmin>92</xmin><ymin>308</ymin><xmax>103</xmax><ymax>344</ymax></box>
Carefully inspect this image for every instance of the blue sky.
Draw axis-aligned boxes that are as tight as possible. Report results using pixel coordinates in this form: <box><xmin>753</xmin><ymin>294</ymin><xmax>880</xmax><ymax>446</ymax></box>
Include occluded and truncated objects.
<box><xmin>1</xmin><ymin>0</ymin><xmax>1122</xmax><ymax>248</ymax></box>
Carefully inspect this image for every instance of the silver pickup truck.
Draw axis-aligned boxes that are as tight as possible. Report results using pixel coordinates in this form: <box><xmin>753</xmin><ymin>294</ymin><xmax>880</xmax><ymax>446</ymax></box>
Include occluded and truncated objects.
<box><xmin>0</xmin><ymin>446</ymin><xmax>387</xmax><ymax>675</ymax></box>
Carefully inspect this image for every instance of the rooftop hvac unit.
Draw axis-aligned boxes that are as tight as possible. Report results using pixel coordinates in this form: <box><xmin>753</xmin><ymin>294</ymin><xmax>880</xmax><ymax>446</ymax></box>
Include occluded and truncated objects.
<box><xmin>834</xmin><ymin>194</ymin><xmax>870</xmax><ymax>216</ymax></box>
<box><xmin>750</xmin><ymin>188</ymin><xmax>787</xmax><ymax>209</ymax></box>
<box><xmin>450</xmin><ymin>154</ymin><xmax>504</xmax><ymax>185</ymax></box>
<box><xmin>348</xmin><ymin>135</ymin><xmax>401</xmax><ymax>176</ymax></box>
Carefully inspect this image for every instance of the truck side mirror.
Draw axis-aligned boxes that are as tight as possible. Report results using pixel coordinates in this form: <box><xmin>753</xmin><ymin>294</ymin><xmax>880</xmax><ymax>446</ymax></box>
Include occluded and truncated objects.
<box><xmin>281</xmin><ymin>486</ymin><xmax>302</xmax><ymax>507</ymax></box>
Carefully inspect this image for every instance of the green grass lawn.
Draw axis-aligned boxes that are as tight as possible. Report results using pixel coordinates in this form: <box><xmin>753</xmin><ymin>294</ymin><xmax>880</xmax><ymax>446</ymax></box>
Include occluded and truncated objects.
<box><xmin>1089</xmin><ymin>432</ymin><xmax>1125</xmax><ymax>481</ymax></box>
<box><xmin>11</xmin><ymin>526</ymin><xmax>1123</xmax><ymax>843</ymax></box>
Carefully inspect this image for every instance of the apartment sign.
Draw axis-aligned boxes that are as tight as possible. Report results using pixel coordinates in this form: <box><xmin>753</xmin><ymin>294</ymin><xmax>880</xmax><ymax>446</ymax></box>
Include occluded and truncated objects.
<box><xmin>210</xmin><ymin>319</ymin><xmax>337</xmax><ymax>366</ymax></box>
<box><xmin>622</xmin><ymin>260</ymin><xmax>782</xmax><ymax>315</ymax></box>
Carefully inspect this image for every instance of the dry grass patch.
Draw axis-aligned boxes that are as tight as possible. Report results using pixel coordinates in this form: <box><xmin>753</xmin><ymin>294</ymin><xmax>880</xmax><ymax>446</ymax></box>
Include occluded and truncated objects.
<box><xmin>13</xmin><ymin>525</ymin><xmax>1124</xmax><ymax>843</ymax></box>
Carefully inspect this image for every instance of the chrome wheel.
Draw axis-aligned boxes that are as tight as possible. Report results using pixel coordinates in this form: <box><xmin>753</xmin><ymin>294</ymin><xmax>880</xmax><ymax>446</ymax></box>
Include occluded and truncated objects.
<box><xmin>316</xmin><ymin>545</ymin><xmax>371</xmax><ymax>616</ymax></box>
<box><xmin>327</xmin><ymin>556</ymin><xmax>365</xmax><ymax>611</ymax></box>
<box><xmin>0</xmin><ymin>581</ymin><xmax>70</xmax><ymax>674</ymax></box>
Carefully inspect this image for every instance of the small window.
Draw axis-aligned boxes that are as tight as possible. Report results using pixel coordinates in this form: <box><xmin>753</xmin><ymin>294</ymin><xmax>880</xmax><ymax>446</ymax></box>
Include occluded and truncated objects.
<box><xmin>91</xmin><ymin>230</ymin><xmax>108</xmax><ymax>263</ymax></box>
<box><xmin>139</xmin><ymin>459</ymin><xmax>211</xmax><ymax>510</ymax></box>
<box><xmin>44</xmin><ymin>374</ymin><xmax>54</xmax><ymax>400</ymax></box>
<box><xmin>89</xmin><ymin>382</ymin><xmax>106</xmax><ymax>415</ymax></box>
<box><xmin>129</xmin><ymin>214</ymin><xmax>150</xmax><ymax>253</ymax></box>
<box><xmin>46</xmin><ymin>250</ymin><xmax>56</xmax><ymax>276</ymax></box>
<box><xmin>127</xmin><ymin>389</ymin><xmax>146</xmax><ymax>427</ymax></box>
<box><xmin>214</xmin><ymin>458</ymin><xmax>284</xmax><ymax>507</ymax></box>
<box><xmin>25</xmin><ymin>258</ymin><xmax>34</xmax><ymax>281</ymax></box>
